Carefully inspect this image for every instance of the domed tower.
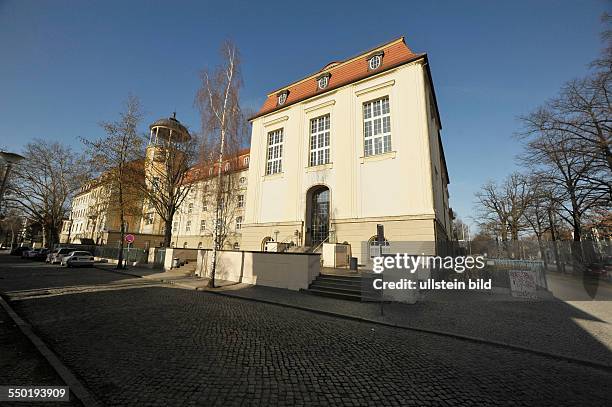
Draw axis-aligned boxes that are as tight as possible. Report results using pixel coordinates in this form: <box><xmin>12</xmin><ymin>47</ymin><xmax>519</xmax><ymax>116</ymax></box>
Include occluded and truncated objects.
<box><xmin>140</xmin><ymin>113</ymin><xmax>191</xmax><ymax>240</ymax></box>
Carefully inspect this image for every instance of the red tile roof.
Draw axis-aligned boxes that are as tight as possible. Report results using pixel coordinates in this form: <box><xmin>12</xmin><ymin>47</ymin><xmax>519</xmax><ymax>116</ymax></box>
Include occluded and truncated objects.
<box><xmin>183</xmin><ymin>149</ymin><xmax>250</xmax><ymax>184</ymax></box>
<box><xmin>251</xmin><ymin>37</ymin><xmax>424</xmax><ymax>120</ymax></box>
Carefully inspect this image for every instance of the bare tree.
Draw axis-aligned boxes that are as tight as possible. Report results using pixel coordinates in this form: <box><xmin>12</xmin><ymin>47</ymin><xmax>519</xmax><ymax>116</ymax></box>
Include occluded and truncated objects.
<box><xmin>474</xmin><ymin>173</ymin><xmax>531</xmax><ymax>242</ymax></box>
<box><xmin>0</xmin><ymin>209</ymin><xmax>25</xmax><ymax>249</ymax></box>
<box><xmin>521</xmin><ymin>15</ymin><xmax>611</xmax><ymax>192</ymax></box>
<box><xmin>519</xmin><ymin>126</ymin><xmax>607</xmax><ymax>243</ymax></box>
<box><xmin>82</xmin><ymin>95</ymin><xmax>144</xmax><ymax>268</ymax></box>
<box><xmin>199</xmin><ymin>156</ymin><xmax>247</xmax><ymax>250</ymax></box>
<box><xmin>6</xmin><ymin>140</ymin><xmax>87</xmax><ymax>247</ymax></box>
<box><xmin>195</xmin><ymin>40</ymin><xmax>247</xmax><ymax>287</ymax></box>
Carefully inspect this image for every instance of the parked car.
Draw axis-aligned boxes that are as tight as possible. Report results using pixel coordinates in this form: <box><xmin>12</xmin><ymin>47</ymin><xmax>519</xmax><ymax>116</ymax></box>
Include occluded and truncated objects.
<box><xmin>21</xmin><ymin>248</ymin><xmax>37</xmax><ymax>258</ymax></box>
<box><xmin>24</xmin><ymin>248</ymin><xmax>44</xmax><ymax>259</ymax></box>
<box><xmin>61</xmin><ymin>251</ymin><xmax>94</xmax><ymax>267</ymax></box>
<box><xmin>10</xmin><ymin>246</ymin><xmax>30</xmax><ymax>256</ymax></box>
<box><xmin>49</xmin><ymin>247</ymin><xmax>77</xmax><ymax>265</ymax></box>
<box><xmin>33</xmin><ymin>248</ymin><xmax>50</xmax><ymax>261</ymax></box>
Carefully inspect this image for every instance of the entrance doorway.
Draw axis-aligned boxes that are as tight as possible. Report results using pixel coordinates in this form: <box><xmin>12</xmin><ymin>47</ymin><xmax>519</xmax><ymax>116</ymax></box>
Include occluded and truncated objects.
<box><xmin>306</xmin><ymin>186</ymin><xmax>330</xmax><ymax>246</ymax></box>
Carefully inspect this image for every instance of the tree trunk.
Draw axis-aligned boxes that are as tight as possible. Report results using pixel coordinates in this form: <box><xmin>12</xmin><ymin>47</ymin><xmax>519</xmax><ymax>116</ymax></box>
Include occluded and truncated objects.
<box><xmin>548</xmin><ymin>209</ymin><xmax>563</xmax><ymax>273</ymax></box>
<box><xmin>117</xmin><ymin>212</ymin><xmax>125</xmax><ymax>269</ymax></box>
<box><xmin>41</xmin><ymin>224</ymin><xmax>47</xmax><ymax>248</ymax></box>
<box><xmin>537</xmin><ymin>236</ymin><xmax>547</xmax><ymax>269</ymax></box>
<box><xmin>163</xmin><ymin>218</ymin><xmax>173</xmax><ymax>247</ymax></box>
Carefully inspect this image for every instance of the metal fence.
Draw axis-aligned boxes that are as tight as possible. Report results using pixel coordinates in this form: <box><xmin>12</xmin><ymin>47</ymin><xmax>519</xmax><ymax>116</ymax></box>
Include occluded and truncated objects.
<box><xmin>93</xmin><ymin>245</ymin><xmax>148</xmax><ymax>264</ymax></box>
<box><xmin>487</xmin><ymin>258</ymin><xmax>548</xmax><ymax>289</ymax></box>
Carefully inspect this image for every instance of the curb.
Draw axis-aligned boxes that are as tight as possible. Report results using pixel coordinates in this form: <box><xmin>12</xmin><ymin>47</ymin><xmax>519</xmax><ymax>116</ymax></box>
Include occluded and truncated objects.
<box><xmin>0</xmin><ymin>295</ymin><xmax>103</xmax><ymax>407</ymax></box>
<box><xmin>93</xmin><ymin>265</ymin><xmax>146</xmax><ymax>278</ymax></box>
<box><xmin>93</xmin><ymin>266</ymin><xmax>612</xmax><ymax>372</ymax></box>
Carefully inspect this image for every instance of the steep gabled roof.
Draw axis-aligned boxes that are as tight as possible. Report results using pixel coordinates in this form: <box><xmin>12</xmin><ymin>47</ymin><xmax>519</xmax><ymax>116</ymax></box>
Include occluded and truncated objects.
<box><xmin>251</xmin><ymin>37</ymin><xmax>423</xmax><ymax>120</ymax></box>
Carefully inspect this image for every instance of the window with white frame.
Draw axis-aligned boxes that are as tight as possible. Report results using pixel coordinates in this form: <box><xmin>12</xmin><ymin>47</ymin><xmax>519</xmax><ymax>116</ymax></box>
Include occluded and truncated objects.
<box><xmin>309</xmin><ymin>114</ymin><xmax>330</xmax><ymax>166</ymax></box>
<box><xmin>266</xmin><ymin>129</ymin><xmax>283</xmax><ymax>175</ymax></box>
<box><xmin>200</xmin><ymin>219</ymin><xmax>206</xmax><ymax>232</ymax></box>
<box><xmin>186</xmin><ymin>221</ymin><xmax>191</xmax><ymax>232</ymax></box>
<box><xmin>363</xmin><ymin>97</ymin><xmax>391</xmax><ymax>156</ymax></box>
<box><xmin>244</xmin><ymin>156</ymin><xmax>249</xmax><ymax>166</ymax></box>
<box><xmin>237</xmin><ymin>194</ymin><xmax>244</xmax><ymax>208</ymax></box>
<box><xmin>187</xmin><ymin>203</ymin><xmax>193</xmax><ymax>214</ymax></box>
<box><xmin>239</xmin><ymin>176</ymin><xmax>246</xmax><ymax>185</ymax></box>
<box><xmin>235</xmin><ymin>216</ymin><xmax>242</xmax><ymax>230</ymax></box>
<box><xmin>173</xmin><ymin>221</ymin><xmax>178</xmax><ymax>231</ymax></box>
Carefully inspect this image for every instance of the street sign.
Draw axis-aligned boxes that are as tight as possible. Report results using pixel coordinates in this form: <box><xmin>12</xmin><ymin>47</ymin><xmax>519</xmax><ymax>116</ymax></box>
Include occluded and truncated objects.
<box><xmin>125</xmin><ymin>234</ymin><xmax>135</xmax><ymax>244</ymax></box>
<box><xmin>509</xmin><ymin>270</ymin><xmax>537</xmax><ymax>299</ymax></box>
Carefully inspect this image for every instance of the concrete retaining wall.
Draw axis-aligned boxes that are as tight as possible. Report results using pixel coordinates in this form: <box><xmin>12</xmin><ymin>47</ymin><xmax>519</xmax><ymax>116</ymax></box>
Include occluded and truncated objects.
<box><xmin>196</xmin><ymin>250</ymin><xmax>320</xmax><ymax>291</ymax></box>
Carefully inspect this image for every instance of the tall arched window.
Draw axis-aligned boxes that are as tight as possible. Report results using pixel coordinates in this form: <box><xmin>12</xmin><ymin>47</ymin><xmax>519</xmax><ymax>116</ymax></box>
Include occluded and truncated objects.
<box><xmin>310</xmin><ymin>187</ymin><xmax>330</xmax><ymax>246</ymax></box>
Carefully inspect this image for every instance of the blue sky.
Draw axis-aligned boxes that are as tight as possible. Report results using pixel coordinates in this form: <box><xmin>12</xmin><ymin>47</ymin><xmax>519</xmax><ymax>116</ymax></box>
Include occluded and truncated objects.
<box><xmin>0</xmin><ymin>0</ymin><xmax>608</xmax><ymax>227</ymax></box>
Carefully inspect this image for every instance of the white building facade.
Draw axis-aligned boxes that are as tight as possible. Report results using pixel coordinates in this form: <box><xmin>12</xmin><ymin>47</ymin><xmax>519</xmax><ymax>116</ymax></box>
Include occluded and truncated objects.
<box><xmin>241</xmin><ymin>37</ymin><xmax>452</xmax><ymax>262</ymax></box>
<box><xmin>170</xmin><ymin>150</ymin><xmax>250</xmax><ymax>250</ymax></box>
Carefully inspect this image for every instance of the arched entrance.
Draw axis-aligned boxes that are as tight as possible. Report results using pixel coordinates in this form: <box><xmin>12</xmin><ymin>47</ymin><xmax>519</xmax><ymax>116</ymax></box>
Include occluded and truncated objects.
<box><xmin>261</xmin><ymin>236</ymin><xmax>273</xmax><ymax>251</ymax></box>
<box><xmin>306</xmin><ymin>186</ymin><xmax>330</xmax><ymax>246</ymax></box>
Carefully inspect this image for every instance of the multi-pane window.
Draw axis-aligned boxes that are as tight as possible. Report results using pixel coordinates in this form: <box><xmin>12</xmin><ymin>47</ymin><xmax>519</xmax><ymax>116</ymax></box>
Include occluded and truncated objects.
<box><xmin>187</xmin><ymin>203</ymin><xmax>193</xmax><ymax>214</ymax></box>
<box><xmin>235</xmin><ymin>216</ymin><xmax>243</xmax><ymax>230</ymax></box>
<box><xmin>144</xmin><ymin>212</ymin><xmax>154</xmax><ymax>225</ymax></box>
<box><xmin>173</xmin><ymin>221</ymin><xmax>178</xmax><ymax>231</ymax></box>
<box><xmin>200</xmin><ymin>220</ymin><xmax>206</xmax><ymax>232</ymax></box>
<box><xmin>237</xmin><ymin>194</ymin><xmax>244</xmax><ymax>208</ymax></box>
<box><xmin>186</xmin><ymin>221</ymin><xmax>191</xmax><ymax>232</ymax></box>
<box><xmin>363</xmin><ymin>97</ymin><xmax>391</xmax><ymax>156</ymax></box>
<box><xmin>309</xmin><ymin>115</ymin><xmax>330</xmax><ymax>166</ymax></box>
<box><xmin>266</xmin><ymin>129</ymin><xmax>283</xmax><ymax>175</ymax></box>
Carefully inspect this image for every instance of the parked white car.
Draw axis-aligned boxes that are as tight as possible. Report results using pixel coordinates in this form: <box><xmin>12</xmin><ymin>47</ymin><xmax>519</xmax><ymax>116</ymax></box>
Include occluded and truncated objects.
<box><xmin>61</xmin><ymin>251</ymin><xmax>95</xmax><ymax>267</ymax></box>
<box><xmin>49</xmin><ymin>248</ymin><xmax>77</xmax><ymax>264</ymax></box>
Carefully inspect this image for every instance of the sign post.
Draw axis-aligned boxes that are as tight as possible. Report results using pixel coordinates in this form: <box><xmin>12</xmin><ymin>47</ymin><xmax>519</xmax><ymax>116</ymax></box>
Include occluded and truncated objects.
<box><xmin>125</xmin><ymin>234</ymin><xmax>135</xmax><ymax>267</ymax></box>
<box><xmin>377</xmin><ymin>224</ymin><xmax>384</xmax><ymax>316</ymax></box>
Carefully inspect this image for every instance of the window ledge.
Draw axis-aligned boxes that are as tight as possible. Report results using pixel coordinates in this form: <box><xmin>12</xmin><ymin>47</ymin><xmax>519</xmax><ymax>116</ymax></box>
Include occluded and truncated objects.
<box><xmin>305</xmin><ymin>163</ymin><xmax>333</xmax><ymax>172</ymax></box>
<box><xmin>360</xmin><ymin>151</ymin><xmax>396</xmax><ymax>163</ymax></box>
<box><xmin>262</xmin><ymin>172</ymin><xmax>284</xmax><ymax>181</ymax></box>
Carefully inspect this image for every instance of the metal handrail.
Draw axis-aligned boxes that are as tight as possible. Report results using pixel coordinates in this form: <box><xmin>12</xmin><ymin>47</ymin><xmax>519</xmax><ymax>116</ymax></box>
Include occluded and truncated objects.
<box><xmin>311</xmin><ymin>235</ymin><xmax>330</xmax><ymax>253</ymax></box>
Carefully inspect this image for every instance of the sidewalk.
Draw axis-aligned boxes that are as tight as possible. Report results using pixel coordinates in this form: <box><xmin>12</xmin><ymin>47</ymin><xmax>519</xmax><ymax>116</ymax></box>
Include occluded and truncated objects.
<box><xmin>95</xmin><ymin>263</ymin><xmax>612</xmax><ymax>368</ymax></box>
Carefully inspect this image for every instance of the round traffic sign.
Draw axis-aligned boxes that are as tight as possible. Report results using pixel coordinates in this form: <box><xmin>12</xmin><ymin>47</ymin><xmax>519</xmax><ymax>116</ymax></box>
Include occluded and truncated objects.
<box><xmin>125</xmin><ymin>234</ymin><xmax>135</xmax><ymax>243</ymax></box>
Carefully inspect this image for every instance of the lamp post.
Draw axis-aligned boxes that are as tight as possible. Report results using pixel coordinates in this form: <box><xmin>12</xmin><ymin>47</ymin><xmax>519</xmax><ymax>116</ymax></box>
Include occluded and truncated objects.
<box><xmin>0</xmin><ymin>151</ymin><xmax>25</xmax><ymax>213</ymax></box>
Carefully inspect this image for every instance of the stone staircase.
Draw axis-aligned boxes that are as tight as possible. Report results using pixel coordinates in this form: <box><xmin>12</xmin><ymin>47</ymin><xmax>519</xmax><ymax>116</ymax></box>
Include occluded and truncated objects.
<box><xmin>302</xmin><ymin>273</ymin><xmax>370</xmax><ymax>301</ymax></box>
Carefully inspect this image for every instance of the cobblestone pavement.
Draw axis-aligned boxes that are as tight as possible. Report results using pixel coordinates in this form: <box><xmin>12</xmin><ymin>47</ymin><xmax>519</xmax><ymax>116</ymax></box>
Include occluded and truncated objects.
<box><xmin>0</xmin><ymin>305</ymin><xmax>82</xmax><ymax>406</ymax></box>
<box><xmin>1</xmin><ymin>254</ymin><xmax>611</xmax><ymax>406</ymax></box>
<box><xmin>215</xmin><ymin>286</ymin><xmax>612</xmax><ymax>366</ymax></box>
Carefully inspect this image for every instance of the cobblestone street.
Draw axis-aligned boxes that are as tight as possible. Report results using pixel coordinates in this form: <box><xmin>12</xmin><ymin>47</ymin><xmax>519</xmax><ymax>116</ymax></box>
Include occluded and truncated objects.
<box><xmin>1</xmin><ymin>254</ymin><xmax>611</xmax><ymax>406</ymax></box>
